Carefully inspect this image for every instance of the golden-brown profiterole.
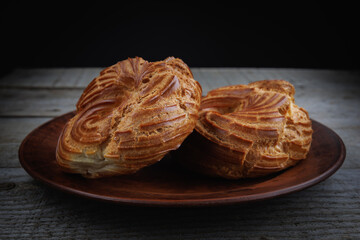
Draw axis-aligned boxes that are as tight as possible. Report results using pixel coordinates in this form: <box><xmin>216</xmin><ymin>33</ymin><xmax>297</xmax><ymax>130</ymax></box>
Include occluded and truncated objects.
<box><xmin>56</xmin><ymin>57</ymin><xmax>202</xmax><ymax>178</ymax></box>
<box><xmin>179</xmin><ymin>80</ymin><xmax>313</xmax><ymax>179</ymax></box>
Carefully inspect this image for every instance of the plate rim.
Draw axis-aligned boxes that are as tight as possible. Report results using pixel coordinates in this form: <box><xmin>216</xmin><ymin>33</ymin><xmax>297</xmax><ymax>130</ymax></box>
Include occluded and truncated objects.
<box><xmin>19</xmin><ymin>112</ymin><xmax>346</xmax><ymax>207</ymax></box>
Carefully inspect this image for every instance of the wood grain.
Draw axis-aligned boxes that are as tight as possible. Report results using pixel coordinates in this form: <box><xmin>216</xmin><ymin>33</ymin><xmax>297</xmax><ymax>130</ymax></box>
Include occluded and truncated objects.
<box><xmin>0</xmin><ymin>117</ymin><xmax>51</xmax><ymax>167</ymax></box>
<box><xmin>0</xmin><ymin>68</ymin><xmax>359</xmax><ymax>239</ymax></box>
<box><xmin>0</xmin><ymin>168</ymin><xmax>359</xmax><ymax>239</ymax></box>
<box><xmin>0</xmin><ymin>88</ymin><xmax>81</xmax><ymax>117</ymax></box>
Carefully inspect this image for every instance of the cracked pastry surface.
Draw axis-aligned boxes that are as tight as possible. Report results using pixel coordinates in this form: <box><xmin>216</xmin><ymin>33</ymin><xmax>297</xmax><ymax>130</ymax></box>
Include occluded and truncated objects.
<box><xmin>56</xmin><ymin>57</ymin><xmax>202</xmax><ymax>178</ymax></box>
<box><xmin>179</xmin><ymin>80</ymin><xmax>313</xmax><ymax>179</ymax></box>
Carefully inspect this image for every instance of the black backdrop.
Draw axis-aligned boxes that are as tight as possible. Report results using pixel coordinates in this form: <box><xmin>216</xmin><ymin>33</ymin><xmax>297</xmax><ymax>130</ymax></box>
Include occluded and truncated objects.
<box><xmin>1</xmin><ymin>3</ymin><xmax>359</xmax><ymax>76</ymax></box>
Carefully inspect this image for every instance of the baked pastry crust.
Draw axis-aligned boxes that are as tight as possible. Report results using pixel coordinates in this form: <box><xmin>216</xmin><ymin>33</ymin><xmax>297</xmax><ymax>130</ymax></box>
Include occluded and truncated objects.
<box><xmin>179</xmin><ymin>80</ymin><xmax>313</xmax><ymax>179</ymax></box>
<box><xmin>56</xmin><ymin>57</ymin><xmax>202</xmax><ymax>178</ymax></box>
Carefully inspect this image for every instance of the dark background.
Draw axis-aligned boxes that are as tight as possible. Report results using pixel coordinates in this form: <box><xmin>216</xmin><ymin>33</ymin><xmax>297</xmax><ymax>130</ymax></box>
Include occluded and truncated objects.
<box><xmin>1</xmin><ymin>3</ymin><xmax>359</xmax><ymax>77</ymax></box>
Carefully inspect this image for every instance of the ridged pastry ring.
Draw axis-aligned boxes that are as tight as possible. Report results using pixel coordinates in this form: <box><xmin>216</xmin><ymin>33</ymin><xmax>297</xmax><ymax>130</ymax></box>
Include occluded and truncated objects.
<box><xmin>179</xmin><ymin>80</ymin><xmax>313</xmax><ymax>179</ymax></box>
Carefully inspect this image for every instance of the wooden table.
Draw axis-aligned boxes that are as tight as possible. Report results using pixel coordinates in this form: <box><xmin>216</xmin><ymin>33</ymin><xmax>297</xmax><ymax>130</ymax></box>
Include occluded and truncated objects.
<box><xmin>1</xmin><ymin>68</ymin><xmax>359</xmax><ymax>239</ymax></box>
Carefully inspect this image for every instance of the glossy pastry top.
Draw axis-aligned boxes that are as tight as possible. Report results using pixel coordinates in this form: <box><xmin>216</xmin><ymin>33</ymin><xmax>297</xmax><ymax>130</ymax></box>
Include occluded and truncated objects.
<box><xmin>189</xmin><ymin>80</ymin><xmax>313</xmax><ymax>178</ymax></box>
<box><xmin>56</xmin><ymin>57</ymin><xmax>202</xmax><ymax>178</ymax></box>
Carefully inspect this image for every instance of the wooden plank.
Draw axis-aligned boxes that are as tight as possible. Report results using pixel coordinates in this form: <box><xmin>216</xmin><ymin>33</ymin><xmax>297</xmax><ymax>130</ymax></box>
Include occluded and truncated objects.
<box><xmin>193</xmin><ymin>68</ymin><xmax>232</xmax><ymax>94</ymax></box>
<box><xmin>1</xmin><ymin>70</ymin><xmax>360</xmax><ymax>119</ymax></box>
<box><xmin>0</xmin><ymin>168</ymin><xmax>359</xmax><ymax>239</ymax></box>
<box><xmin>0</xmin><ymin>118</ymin><xmax>50</xmax><ymax>143</ymax></box>
<box><xmin>74</xmin><ymin>68</ymin><xmax>102</xmax><ymax>87</ymax></box>
<box><xmin>0</xmin><ymin>88</ymin><xmax>81</xmax><ymax>117</ymax></box>
<box><xmin>2</xmin><ymin>67</ymin><xmax>359</xmax><ymax>90</ymax></box>
<box><xmin>0</xmin><ymin>68</ymin><xmax>66</xmax><ymax>88</ymax></box>
<box><xmin>0</xmin><ymin>118</ymin><xmax>51</xmax><ymax>167</ymax></box>
<box><xmin>52</xmin><ymin>68</ymin><xmax>85</xmax><ymax>88</ymax></box>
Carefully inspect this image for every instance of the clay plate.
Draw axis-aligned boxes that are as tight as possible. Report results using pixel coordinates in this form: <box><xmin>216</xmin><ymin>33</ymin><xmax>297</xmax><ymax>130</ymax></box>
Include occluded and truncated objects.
<box><xmin>19</xmin><ymin>111</ymin><xmax>346</xmax><ymax>207</ymax></box>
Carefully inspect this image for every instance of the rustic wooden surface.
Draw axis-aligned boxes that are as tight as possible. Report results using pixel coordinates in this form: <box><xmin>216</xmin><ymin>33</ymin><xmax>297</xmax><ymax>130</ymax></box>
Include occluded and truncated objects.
<box><xmin>0</xmin><ymin>67</ymin><xmax>359</xmax><ymax>239</ymax></box>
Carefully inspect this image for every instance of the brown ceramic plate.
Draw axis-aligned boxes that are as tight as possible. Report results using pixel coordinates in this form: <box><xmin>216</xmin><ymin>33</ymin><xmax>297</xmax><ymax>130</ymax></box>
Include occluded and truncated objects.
<box><xmin>19</xmin><ymin>111</ymin><xmax>346</xmax><ymax>207</ymax></box>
